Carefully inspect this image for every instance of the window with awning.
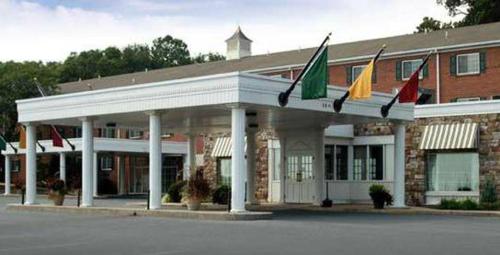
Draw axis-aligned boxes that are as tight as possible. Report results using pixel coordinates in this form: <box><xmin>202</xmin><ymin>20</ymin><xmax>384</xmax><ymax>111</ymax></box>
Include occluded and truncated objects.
<box><xmin>419</xmin><ymin>123</ymin><xmax>478</xmax><ymax>150</ymax></box>
<box><xmin>211</xmin><ymin>137</ymin><xmax>247</xmax><ymax>157</ymax></box>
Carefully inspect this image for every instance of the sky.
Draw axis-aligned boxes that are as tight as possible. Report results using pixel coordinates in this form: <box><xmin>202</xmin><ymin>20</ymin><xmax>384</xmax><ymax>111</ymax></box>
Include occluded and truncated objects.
<box><xmin>0</xmin><ymin>0</ymin><xmax>460</xmax><ymax>62</ymax></box>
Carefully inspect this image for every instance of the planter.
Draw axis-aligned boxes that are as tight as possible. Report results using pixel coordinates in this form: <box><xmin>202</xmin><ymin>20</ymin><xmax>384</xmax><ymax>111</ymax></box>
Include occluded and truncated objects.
<box><xmin>372</xmin><ymin>199</ymin><xmax>385</xmax><ymax>209</ymax></box>
<box><xmin>48</xmin><ymin>191</ymin><xmax>65</xmax><ymax>206</ymax></box>
<box><xmin>187</xmin><ymin>200</ymin><xmax>201</xmax><ymax>211</ymax></box>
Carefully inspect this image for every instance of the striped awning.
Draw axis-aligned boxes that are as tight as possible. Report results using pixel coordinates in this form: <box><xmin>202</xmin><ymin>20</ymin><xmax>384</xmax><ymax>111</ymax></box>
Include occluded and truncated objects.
<box><xmin>419</xmin><ymin>123</ymin><xmax>479</xmax><ymax>150</ymax></box>
<box><xmin>211</xmin><ymin>137</ymin><xmax>247</xmax><ymax>157</ymax></box>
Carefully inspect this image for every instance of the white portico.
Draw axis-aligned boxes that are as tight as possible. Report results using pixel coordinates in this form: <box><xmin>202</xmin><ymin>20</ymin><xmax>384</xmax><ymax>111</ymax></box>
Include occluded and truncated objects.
<box><xmin>16</xmin><ymin>72</ymin><xmax>412</xmax><ymax>212</ymax></box>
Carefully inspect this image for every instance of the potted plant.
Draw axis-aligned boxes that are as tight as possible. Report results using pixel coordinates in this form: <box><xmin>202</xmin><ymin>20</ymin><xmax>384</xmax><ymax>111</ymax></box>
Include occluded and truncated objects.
<box><xmin>47</xmin><ymin>179</ymin><xmax>67</xmax><ymax>206</ymax></box>
<box><xmin>369</xmin><ymin>184</ymin><xmax>393</xmax><ymax>209</ymax></box>
<box><xmin>184</xmin><ymin>168</ymin><xmax>211</xmax><ymax>210</ymax></box>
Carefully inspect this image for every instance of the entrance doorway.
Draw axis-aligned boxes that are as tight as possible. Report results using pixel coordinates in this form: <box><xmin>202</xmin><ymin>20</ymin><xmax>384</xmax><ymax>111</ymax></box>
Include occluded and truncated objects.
<box><xmin>285</xmin><ymin>153</ymin><xmax>314</xmax><ymax>203</ymax></box>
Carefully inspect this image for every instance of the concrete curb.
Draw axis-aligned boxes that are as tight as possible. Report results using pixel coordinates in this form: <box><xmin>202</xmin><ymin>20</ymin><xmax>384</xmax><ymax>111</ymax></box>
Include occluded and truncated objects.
<box><xmin>300</xmin><ymin>207</ymin><xmax>500</xmax><ymax>218</ymax></box>
<box><xmin>6</xmin><ymin>204</ymin><xmax>273</xmax><ymax>221</ymax></box>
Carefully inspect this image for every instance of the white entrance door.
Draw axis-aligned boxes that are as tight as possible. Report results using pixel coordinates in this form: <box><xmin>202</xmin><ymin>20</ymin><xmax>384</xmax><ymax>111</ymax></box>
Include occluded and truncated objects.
<box><xmin>285</xmin><ymin>153</ymin><xmax>314</xmax><ymax>203</ymax></box>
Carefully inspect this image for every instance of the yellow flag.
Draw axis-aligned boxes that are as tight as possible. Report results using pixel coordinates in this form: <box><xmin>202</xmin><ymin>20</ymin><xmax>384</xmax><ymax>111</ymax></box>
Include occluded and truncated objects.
<box><xmin>348</xmin><ymin>60</ymin><xmax>374</xmax><ymax>100</ymax></box>
<box><xmin>19</xmin><ymin>126</ymin><xmax>26</xmax><ymax>149</ymax></box>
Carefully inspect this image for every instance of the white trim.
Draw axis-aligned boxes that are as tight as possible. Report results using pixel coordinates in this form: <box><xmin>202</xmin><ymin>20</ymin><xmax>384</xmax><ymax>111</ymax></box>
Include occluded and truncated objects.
<box><xmin>0</xmin><ymin>138</ymin><xmax>187</xmax><ymax>156</ymax></box>
<box><xmin>456</xmin><ymin>97</ymin><xmax>481</xmax><ymax>102</ymax></box>
<box><xmin>415</xmin><ymin>100</ymin><xmax>500</xmax><ymax>118</ymax></box>
<box><xmin>353</xmin><ymin>135</ymin><xmax>394</xmax><ymax>145</ymax></box>
<box><xmin>456</xmin><ymin>52</ymin><xmax>480</xmax><ymax>76</ymax></box>
<box><xmin>16</xmin><ymin>72</ymin><xmax>413</xmax><ymax>125</ymax></box>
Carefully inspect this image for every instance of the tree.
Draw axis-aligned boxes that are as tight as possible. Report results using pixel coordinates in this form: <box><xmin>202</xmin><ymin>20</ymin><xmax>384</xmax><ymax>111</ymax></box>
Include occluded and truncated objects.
<box><xmin>122</xmin><ymin>44</ymin><xmax>152</xmax><ymax>73</ymax></box>
<box><xmin>151</xmin><ymin>35</ymin><xmax>192</xmax><ymax>68</ymax></box>
<box><xmin>192</xmin><ymin>52</ymin><xmax>226</xmax><ymax>63</ymax></box>
<box><xmin>415</xmin><ymin>17</ymin><xmax>454</xmax><ymax>33</ymax></box>
<box><xmin>0</xmin><ymin>61</ymin><xmax>59</xmax><ymax>139</ymax></box>
<box><xmin>438</xmin><ymin>0</ymin><xmax>500</xmax><ymax>26</ymax></box>
<box><xmin>415</xmin><ymin>0</ymin><xmax>500</xmax><ymax>33</ymax></box>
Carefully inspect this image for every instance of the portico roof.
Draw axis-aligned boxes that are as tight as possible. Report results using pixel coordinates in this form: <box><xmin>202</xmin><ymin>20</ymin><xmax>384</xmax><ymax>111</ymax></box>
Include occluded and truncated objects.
<box><xmin>16</xmin><ymin>72</ymin><xmax>413</xmax><ymax>133</ymax></box>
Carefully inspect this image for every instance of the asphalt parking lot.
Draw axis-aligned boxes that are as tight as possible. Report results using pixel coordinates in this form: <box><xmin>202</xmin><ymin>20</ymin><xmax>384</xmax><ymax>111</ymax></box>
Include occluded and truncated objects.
<box><xmin>1</xmin><ymin>196</ymin><xmax>500</xmax><ymax>255</ymax></box>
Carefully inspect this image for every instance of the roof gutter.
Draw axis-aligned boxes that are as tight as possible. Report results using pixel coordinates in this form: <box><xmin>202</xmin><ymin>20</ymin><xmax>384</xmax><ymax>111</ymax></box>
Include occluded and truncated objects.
<box><xmin>247</xmin><ymin>39</ymin><xmax>500</xmax><ymax>74</ymax></box>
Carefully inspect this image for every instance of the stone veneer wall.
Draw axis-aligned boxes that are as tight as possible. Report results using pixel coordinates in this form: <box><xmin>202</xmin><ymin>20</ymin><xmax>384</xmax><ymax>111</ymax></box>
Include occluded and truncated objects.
<box><xmin>201</xmin><ymin>129</ymin><xmax>276</xmax><ymax>202</ymax></box>
<box><xmin>355</xmin><ymin>113</ymin><xmax>500</xmax><ymax>206</ymax></box>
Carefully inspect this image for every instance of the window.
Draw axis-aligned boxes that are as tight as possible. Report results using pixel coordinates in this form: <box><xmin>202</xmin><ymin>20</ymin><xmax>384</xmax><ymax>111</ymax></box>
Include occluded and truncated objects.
<box><xmin>128</xmin><ymin>130</ymin><xmax>144</xmax><ymax>139</ymax></box>
<box><xmin>325</xmin><ymin>145</ymin><xmax>348</xmax><ymax>181</ymax></box>
<box><xmin>353</xmin><ymin>146</ymin><xmax>367</xmax><ymax>180</ymax></box>
<box><xmin>11</xmin><ymin>159</ymin><xmax>20</xmax><ymax>172</ymax></box>
<box><xmin>336</xmin><ymin>145</ymin><xmax>348</xmax><ymax>180</ymax></box>
<box><xmin>427</xmin><ymin>152</ymin><xmax>479</xmax><ymax>192</ymax></box>
<box><xmin>325</xmin><ymin>146</ymin><xmax>334</xmax><ymax>180</ymax></box>
<box><xmin>272</xmin><ymin>148</ymin><xmax>281</xmax><ymax>181</ymax></box>
<box><xmin>217</xmin><ymin>158</ymin><xmax>232</xmax><ymax>185</ymax></box>
<box><xmin>287</xmin><ymin>156</ymin><xmax>299</xmax><ymax>181</ymax></box>
<box><xmin>457</xmin><ymin>53</ymin><xmax>480</xmax><ymax>75</ymax></box>
<box><xmin>493</xmin><ymin>95</ymin><xmax>500</xmax><ymax>100</ymax></box>
<box><xmin>402</xmin><ymin>59</ymin><xmax>423</xmax><ymax>80</ymax></box>
<box><xmin>73</xmin><ymin>127</ymin><xmax>82</xmax><ymax>138</ymax></box>
<box><xmin>100</xmin><ymin>155</ymin><xmax>113</xmax><ymax>171</ymax></box>
<box><xmin>352</xmin><ymin>65</ymin><xmax>366</xmax><ymax>82</ymax></box>
<box><xmin>101</xmin><ymin>128</ymin><xmax>115</xmax><ymax>138</ymax></box>
<box><xmin>369</xmin><ymin>145</ymin><xmax>384</xmax><ymax>180</ymax></box>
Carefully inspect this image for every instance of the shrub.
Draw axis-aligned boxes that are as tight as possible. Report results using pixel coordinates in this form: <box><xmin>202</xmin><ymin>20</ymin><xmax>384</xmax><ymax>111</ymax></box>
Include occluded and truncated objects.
<box><xmin>439</xmin><ymin>198</ymin><xmax>479</xmax><ymax>210</ymax></box>
<box><xmin>161</xmin><ymin>194</ymin><xmax>171</xmax><ymax>204</ymax></box>
<box><xmin>479</xmin><ymin>201</ymin><xmax>500</xmax><ymax>210</ymax></box>
<box><xmin>167</xmin><ymin>180</ymin><xmax>187</xmax><ymax>203</ymax></box>
<box><xmin>212</xmin><ymin>185</ymin><xmax>230</xmax><ymax>205</ymax></box>
<box><xmin>480</xmin><ymin>176</ymin><xmax>497</xmax><ymax>204</ymax></box>
<box><xmin>184</xmin><ymin>169</ymin><xmax>211</xmax><ymax>202</ymax></box>
<box><xmin>47</xmin><ymin>179</ymin><xmax>67</xmax><ymax>195</ymax></box>
<box><xmin>369</xmin><ymin>184</ymin><xmax>393</xmax><ymax>209</ymax></box>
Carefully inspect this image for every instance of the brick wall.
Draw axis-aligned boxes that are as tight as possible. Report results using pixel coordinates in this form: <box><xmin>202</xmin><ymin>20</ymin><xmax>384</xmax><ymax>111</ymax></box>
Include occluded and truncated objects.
<box><xmin>201</xmin><ymin>129</ymin><xmax>276</xmax><ymax>201</ymax></box>
<box><xmin>264</xmin><ymin>46</ymin><xmax>500</xmax><ymax>104</ymax></box>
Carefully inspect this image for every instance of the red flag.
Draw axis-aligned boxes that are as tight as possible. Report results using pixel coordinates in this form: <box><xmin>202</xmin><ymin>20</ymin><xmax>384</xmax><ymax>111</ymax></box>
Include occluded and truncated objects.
<box><xmin>398</xmin><ymin>71</ymin><xmax>419</xmax><ymax>103</ymax></box>
<box><xmin>51</xmin><ymin>126</ymin><xmax>64</xmax><ymax>147</ymax></box>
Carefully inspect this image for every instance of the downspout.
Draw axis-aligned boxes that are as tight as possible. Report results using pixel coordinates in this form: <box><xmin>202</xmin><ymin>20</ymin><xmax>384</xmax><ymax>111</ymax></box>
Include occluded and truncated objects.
<box><xmin>435</xmin><ymin>49</ymin><xmax>441</xmax><ymax>104</ymax></box>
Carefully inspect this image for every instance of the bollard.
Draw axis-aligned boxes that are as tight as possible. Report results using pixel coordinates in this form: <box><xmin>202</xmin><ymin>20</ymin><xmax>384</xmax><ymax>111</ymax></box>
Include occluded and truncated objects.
<box><xmin>21</xmin><ymin>188</ymin><xmax>25</xmax><ymax>205</ymax></box>
<box><xmin>147</xmin><ymin>190</ymin><xmax>150</xmax><ymax>210</ymax></box>
<box><xmin>227</xmin><ymin>190</ymin><xmax>231</xmax><ymax>212</ymax></box>
<box><xmin>77</xmin><ymin>189</ymin><xmax>81</xmax><ymax>207</ymax></box>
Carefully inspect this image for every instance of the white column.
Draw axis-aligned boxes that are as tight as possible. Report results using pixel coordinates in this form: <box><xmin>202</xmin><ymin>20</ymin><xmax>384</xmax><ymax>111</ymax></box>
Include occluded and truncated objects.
<box><xmin>59</xmin><ymin>153</ymin><xmax>66</xmax><ymax>183</ymax></box>
<box><xmin>314</xmin><ymin>129</ymin><xmax>325</xmax><ymax>205</ymax></box>
<box><xmin>118</xmin><ymin>155</ymin><xmax>126</xmax><ymax>195</ymax></box>
<box><xmin>231</xmin><ymin>107</ymin><xmax>246</xmax><ymax>213</ymax></box>
<box><xmin>4</xmin><ymin>155</ymin><xmax>11</xmax><ymax>195</ymax></box>
<box><xmin>393</xmin><ymin>122</ymin><xmax>406</xmax><ymax>208</ymax></box>
<box><xmin>148</xmin><ymin>111</ymin><xmax>162</xmax><ymax>209</ymax></box>
<box><xmin>93</xmin><ymin>152</ymin><xmax>98</xmax><ymax>197</ymax></box>
<box><xmin>278</xmin><ymin>135</ymin><xmax>286</xmax><ymax>203</ymax></box>
<box><xmin>246</xmin><ymin>128</ymin><xmax>257</xmax><ymax>204</ymax></box>
<box><xmin>185</xmin><ymin>134</ymin><xmax>196</xmax><ymax>180</ymax></box>
<box><xmin>81</xmin><ymin>117</ymin><xmax>94</xmax><ymax>207</ymax></box>
<box><xmin>25</xmin><ymin>123</ymin><xmax>37</xmax><ymax>205</ymax></box>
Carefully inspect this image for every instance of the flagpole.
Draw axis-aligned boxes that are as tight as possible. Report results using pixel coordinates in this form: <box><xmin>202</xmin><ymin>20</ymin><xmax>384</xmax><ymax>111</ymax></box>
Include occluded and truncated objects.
<box><xmin>333</xmin><ymin>45</ymin><xmax>386</xmax><ymax>113</ymax></box>
<box><xmin>0</xmin><ymin>133</ymin><xmax>18</xmax><ymax>154</ymax></box>
<box><xmin>380</xmin><ymin>51</ymin><xmax>432</xmax><ymax>118</ymax></box>
<box><xmin>34</xmin><ymin>78</ymin><xmax>76</xmax><ymax>151</ymax></box>
<box><xmin>278</xmin><ymin>32</ymin><xmax>332</xmax><ymax>107</ymax></box>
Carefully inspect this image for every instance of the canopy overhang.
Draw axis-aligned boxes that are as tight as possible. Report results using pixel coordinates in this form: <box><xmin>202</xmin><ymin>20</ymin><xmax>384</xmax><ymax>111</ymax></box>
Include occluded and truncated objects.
<box><xmin>1</xmin><ymin>138</ymin><xmax>187</xmax><ymax>156</ymax></box>
<box><xmin>16</xmin><ymin>72</ymin><xmax>413</xmax><ymax>133</ymax></box>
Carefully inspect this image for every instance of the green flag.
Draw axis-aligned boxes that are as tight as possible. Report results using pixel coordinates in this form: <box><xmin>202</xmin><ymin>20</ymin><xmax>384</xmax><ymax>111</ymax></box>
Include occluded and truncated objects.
<box><xmin>0</xmin><ymin>134</ymin><xmax>6</xmax><ymax>151</ymax></box>
<box><xmin>301</xmin><ymin>47</ymin><xmax>328</xmax><ymax>100</ymax></box>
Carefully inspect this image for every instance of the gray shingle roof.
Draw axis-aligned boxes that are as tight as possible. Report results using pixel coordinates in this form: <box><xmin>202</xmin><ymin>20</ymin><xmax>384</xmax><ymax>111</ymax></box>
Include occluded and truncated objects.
<box><xmin>59</xmin><ymin>22</ymin><xmax>500</xmax><ymax>94</ymax></box>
